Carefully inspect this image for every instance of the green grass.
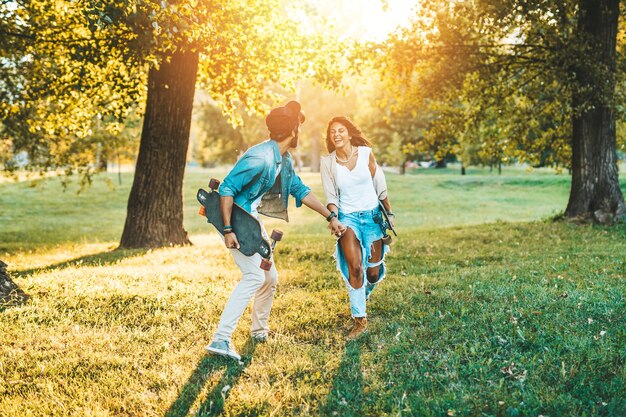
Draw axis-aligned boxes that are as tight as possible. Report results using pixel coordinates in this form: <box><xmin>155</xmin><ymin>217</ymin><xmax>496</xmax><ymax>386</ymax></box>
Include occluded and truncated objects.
<box><xmin>0</xmin><ymin>169</ymin><xmax>625</xmax><ymax>416</ymax></box>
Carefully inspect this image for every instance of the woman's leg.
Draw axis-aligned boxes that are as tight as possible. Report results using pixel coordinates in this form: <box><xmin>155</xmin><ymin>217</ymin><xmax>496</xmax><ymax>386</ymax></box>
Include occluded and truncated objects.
<box><xmin>339</xmin><ymin>228</ymin><xmax>369</xmax><ymax>337</ymax></box>
<box><xmin>338</xmin><ymin>228</ymin><xmax>367</xmax><ymax>323</ymax></box>
<box><xmin>366</xmin><ymin>239</ymin><xmax>384</xmax><ymax>284</ymax></box>
<box><xmin>339</xmin><ymin>228</ymin><xmax>365</xmax><ymax>290</ymax></box>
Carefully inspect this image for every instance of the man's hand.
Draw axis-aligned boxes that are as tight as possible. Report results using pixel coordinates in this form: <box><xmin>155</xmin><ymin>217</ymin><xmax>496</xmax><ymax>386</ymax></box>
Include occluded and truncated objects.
<box><xmin>224</xmin><ymin>232</ymin><xmax>240</xmax><ymax>249</ymax></box>
<box><xmin>328</xmin><ymin>217</ymin><xmax>346</xmax><ymax>237</ymax></box>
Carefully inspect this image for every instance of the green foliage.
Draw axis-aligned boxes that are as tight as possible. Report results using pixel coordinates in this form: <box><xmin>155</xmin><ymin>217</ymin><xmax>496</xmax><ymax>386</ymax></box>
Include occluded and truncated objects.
<box><xmin>0</xmin><ymin>0</ymin><xmax>145</xmax><ymax>173</ymax></box>
<box><xmin>193</xmin><ymin>101</ymin><xmax>265</xmax><ymax>166</ymax></box>
<box><xmin>0</xmin><ymin>0</ymin><xmax>350</xmax><ymax>173</ymax></box>
<box><xmin>296</xmin><ymin>80</ymin><xmax>360</xmax><ymax>167</ymax></box>
<box><xmin>374</xmin><ymin>0</ymin><xmax>623</xmax><ymax>170</ymax></box>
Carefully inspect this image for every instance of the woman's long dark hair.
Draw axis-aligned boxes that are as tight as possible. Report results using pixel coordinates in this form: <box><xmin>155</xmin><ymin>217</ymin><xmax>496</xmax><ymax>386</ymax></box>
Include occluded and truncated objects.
<box><xmin>325</xmin><ymin>116</ymin><xmax>372</xmax><ymax>153</ymax></box>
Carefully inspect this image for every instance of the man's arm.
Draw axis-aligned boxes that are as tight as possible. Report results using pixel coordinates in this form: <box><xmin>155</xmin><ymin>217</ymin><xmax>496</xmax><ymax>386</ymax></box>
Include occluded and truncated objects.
<box><xmin>301</xmin><ymin>193</ymin><xmax>346</xmax><ymax>236</ymax></box>
<box><xmin>220</xmin><ymin>196</ymin><xmax>240</xmax><ymax>249</ymax></box>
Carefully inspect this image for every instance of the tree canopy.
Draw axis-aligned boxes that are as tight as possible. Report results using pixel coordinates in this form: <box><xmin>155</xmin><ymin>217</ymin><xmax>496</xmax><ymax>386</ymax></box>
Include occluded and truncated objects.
<box><xmin>375</xmin><ymin>0</ymin><xmax>625</xmax><ymax>222</ymax></box>
<box><xmin>0</xmin><ymin>0</ymin><xmax>348</xmax><ymax>173</ymax></box>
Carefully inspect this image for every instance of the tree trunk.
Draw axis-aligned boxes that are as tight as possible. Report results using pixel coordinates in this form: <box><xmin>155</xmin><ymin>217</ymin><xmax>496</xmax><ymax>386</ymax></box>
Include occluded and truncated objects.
<box><xmin>119</xmin><ymin>50</ymin><xmax>199</xmax><ymax>248</ymax></box>
<box><xmin>566</xmin><ymin>0</ymin><xmax>625</xmax><ymax>224</ymax></box>
<box><xmin>0</xmin><ymin>261</ymin><xmax>29</xmax><ymax>307</ymax></box>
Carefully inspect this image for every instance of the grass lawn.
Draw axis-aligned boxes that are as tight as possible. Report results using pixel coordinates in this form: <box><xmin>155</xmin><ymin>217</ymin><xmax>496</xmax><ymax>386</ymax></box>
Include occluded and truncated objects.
<box><xmin>0</xmin><ymin>168</ymin><xmax>625</xmax><ymax>416</ymax></box>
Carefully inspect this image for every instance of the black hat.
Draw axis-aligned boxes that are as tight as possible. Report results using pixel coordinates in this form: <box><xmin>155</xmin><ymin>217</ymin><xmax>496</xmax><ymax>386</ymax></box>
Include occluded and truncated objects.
<box><xmin>266</xmin><ymin>100</ymin><xmax>305</xmax><ymax>140</ymax></box>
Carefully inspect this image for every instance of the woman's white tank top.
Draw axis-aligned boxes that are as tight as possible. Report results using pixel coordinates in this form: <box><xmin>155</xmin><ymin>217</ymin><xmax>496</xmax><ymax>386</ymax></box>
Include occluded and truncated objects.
<box><xmin>336</xmin><ymin>146</ymin><xmax>379</xmax><ymax>214</ymax></box>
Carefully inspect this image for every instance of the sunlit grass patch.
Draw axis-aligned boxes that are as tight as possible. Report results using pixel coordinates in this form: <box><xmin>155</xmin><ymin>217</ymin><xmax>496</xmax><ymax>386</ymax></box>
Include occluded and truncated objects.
<box><xmin>1</xmin><ymin>169</ymin><xmax>625</xmax><ymax>416</ymax></box>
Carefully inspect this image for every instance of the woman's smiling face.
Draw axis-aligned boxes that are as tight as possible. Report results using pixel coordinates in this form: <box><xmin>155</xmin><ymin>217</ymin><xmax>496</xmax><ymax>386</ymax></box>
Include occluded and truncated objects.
<box><xmin>329</xmin><ymin>122</ymin><xmax>351</xmax><ymax>151</ymax></box>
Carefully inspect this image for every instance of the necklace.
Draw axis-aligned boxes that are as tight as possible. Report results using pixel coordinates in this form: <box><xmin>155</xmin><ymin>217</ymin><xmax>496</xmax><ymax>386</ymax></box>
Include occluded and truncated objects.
<box><xmin>335</xmin><ymin>147</ymin><xmax>357</xmax><ymax>164</ymax></box>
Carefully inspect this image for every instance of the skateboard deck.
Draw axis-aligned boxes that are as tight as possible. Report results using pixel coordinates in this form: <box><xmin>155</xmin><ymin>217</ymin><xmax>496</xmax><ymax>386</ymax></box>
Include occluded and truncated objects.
<box><xmin>197</xmin><ymin>188</ymin><xmax>272</xmax><ymax>259</ymax></box>
<box><xmin>378</xmin><ymin>201</ymin><xmax>397</xmax><ymax>244</ymax></box>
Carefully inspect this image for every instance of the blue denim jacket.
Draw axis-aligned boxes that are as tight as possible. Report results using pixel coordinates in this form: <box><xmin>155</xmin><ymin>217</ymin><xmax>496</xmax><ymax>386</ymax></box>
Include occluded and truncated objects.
<box><xmin>218</xmin><ymin>140</ymin><xmax>311</xmax><ymax>221</ymax></box>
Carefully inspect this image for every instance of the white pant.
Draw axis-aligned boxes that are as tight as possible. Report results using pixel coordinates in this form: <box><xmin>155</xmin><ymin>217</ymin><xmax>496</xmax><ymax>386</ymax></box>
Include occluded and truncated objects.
<box><xmin>213</xmin><ymin>232</ymin><xmax>278</xmax><ymax>342</ymax></box>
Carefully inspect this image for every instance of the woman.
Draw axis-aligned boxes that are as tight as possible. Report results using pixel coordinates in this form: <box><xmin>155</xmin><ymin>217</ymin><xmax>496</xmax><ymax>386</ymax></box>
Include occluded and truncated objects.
<box><xmin>320</xmin><ymin>116</ymin><xmax>395</xmax><ymax>339</ymax></box>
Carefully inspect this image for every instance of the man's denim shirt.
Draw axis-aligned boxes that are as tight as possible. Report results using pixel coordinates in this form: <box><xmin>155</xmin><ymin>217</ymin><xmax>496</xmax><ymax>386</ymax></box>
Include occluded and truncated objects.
<box><xmin>218</xmin><ymin>140</ymin><xmax>311</xmax><ymax>221</ymax></box>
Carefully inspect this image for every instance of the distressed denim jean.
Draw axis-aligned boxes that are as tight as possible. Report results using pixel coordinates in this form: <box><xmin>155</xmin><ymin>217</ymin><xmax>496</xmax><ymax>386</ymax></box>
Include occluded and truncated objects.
<box><xmin>335</xmin><ymin>207</ymin><xmax>390</xmax><ymax>317</ymax></box>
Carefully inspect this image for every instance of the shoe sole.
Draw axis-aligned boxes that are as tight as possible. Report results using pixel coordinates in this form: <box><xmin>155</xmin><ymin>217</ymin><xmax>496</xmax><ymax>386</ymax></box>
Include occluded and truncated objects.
<box><xmin>205</xmin><ymin>346</ymin><xmax>241</xmax><ymax>361</ymax></box>
<box><xmin>347</xmin><ymin>327</ymin><xmax>368</xmax><ymax>340</ymax></box>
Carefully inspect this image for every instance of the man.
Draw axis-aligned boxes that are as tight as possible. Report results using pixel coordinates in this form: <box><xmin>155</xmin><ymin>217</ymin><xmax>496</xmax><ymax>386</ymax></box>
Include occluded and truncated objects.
<box><xmin>206</xmin><ymin>100</ymin><xmax>345</xmax><ymax>361</ymax></box>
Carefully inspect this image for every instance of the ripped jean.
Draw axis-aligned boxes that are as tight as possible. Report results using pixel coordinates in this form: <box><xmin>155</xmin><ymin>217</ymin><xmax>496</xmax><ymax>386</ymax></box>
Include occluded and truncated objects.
<box><xmin>335</xmin><ymin>207</ymin><xmax>390</xmax><ymax>318</ymax></box>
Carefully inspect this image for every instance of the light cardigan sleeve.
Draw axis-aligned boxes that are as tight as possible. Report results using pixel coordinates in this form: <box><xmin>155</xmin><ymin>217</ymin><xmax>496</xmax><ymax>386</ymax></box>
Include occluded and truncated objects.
<box><xmin>373</xmin><ymin>164</ymin><xmax>388</xmax><ymax>200</ymax></box>
<box><xmin>320</xmin><ymin>154</ymin><xmax>339</xmax><ymax>209</ymax></box>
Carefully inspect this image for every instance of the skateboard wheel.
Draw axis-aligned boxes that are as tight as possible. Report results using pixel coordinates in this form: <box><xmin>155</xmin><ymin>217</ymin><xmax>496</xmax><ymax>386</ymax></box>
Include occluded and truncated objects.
<box><xmin>198</xmin><ymin>206</ymin><xmax>206</xmax><ymax>216</ymax></box>
<box><xmin>382</xmin><ymin>235</ymin><xmax>392</xmax><ymax>245</ymax></box>
<box><xmin>270</xmin><ymin>230</ymin><xmax>283</xmax><ymax>241</ymax></box>
<box><xmin>209</xmin><ymin>178</ymin><xmax>220</xmax><ymax>190</ymax></box>
<box><xmin>260</xmin><ymin>259</ymin><xmax>272</xmax><ymax>271</ymax></box>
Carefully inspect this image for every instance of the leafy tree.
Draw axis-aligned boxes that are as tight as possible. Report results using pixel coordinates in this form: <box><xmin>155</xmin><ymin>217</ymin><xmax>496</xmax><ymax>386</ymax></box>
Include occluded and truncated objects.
<box><xmin>193</xmin><ymin>100</ymin><xmax>267</xmax><ymax>167</ymax></box>
<box><xmin>1</xmin><ymin>0</ymin><xmax>144</xmax><ymax>169</ymax></box>
<box><xmin>378</xmin><ymin>0</ymin><xmax>625</xmax><ymax>223</ymax></box>
<box><xmin>1</xmin><ymin>0</ymin><xmax>346</xmax><ymax>247</ymax></box>
<box><xmin>296</xmin><ymin>80</ymin><xmax>359</xmax><ymax>171</ymax></box>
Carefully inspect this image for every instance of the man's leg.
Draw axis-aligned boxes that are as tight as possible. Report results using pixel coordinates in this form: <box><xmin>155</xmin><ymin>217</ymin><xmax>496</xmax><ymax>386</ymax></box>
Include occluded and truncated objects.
<box><xmin>212</xmin><ymin>249</ymin><xmax>266</xmax><ymax>343</ymax></box>
<box><xmin>250</xmin><ymin>261</ymin><xmax>278</xmax><ymax>340</ymax></box>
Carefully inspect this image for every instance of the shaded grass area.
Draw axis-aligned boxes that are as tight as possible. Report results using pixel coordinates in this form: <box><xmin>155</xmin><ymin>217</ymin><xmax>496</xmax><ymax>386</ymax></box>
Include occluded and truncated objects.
<box><xmin>0</xmin><ymin>169</ymin><xmax>625</xmax><ymax>416</ymax></box>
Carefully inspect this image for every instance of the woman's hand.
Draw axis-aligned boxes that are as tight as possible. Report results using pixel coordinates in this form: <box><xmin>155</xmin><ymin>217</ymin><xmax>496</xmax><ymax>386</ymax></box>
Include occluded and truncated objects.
<box><xmin>224</xmin><ymin>232</ymin><xmax>240</xmax><ymax>249</ymax></box>
<box><xmin>328</xmin><ymin>217</ymin><xmax>347</xmax><ymax>238</ymax></box>
<box><xmin>388</xmin><ymin>214</ymin><xmax>396</xmax><ymax>229</ymax></box>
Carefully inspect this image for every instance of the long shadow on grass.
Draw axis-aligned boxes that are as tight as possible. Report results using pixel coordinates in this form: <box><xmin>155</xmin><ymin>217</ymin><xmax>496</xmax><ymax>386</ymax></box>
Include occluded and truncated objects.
<box><xmin>321</xmin><ymin>341</ymin><xmax>366</xmax><ymax>416</ymax></box>
<box><xmin>14</xmin><ymin>248</ymin><xmax>148</xmax><ymax>278</ymax></box>
<box><xmin>165</xmin><ymin>339</ymin><xmax>257</xmax><ymax>417</ymax></box>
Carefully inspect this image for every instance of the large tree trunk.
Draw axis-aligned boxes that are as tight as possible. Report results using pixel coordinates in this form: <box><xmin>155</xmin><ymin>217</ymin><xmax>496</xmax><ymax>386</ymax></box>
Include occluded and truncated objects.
<box><xmin>565</xmin><ymin>0</ymin><xmax>625</xmax><ymax>224</ymax></box>
<box><xmin>119</xmin><ymin>50</ymin><xmax>199</xmax><ymax>248</ymax></box>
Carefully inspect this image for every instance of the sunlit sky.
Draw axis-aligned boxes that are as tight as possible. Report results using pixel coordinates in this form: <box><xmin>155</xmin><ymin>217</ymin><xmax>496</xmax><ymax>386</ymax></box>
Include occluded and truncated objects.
<box><xmin>353</xmin><ymin>0</ymin><xmax>417</xmax><ymax>41</ymax></box>
<box><xmin>311</xmin><ymin>0</ymin><xmax>417</xmax><ymax>41</ymax></box>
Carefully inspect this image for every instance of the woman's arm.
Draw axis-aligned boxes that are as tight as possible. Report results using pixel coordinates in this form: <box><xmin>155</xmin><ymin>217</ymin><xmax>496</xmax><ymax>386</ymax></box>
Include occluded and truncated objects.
<box><xmin>368</xmin><ymin>151</ymin><xmax>377</xmax><ymax>177</ymax></box>
<box><xmin>301</xmin><ymin>194</ymin><xmax>346</xmax><ymax>236</ymax></box>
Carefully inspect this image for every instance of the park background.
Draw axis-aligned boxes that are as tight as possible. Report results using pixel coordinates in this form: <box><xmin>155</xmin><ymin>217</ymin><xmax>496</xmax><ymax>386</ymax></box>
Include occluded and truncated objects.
<box><xmin>1</xmin><ymin>0</ymin><xmax>625</xmax><ymax>416</ymax></box>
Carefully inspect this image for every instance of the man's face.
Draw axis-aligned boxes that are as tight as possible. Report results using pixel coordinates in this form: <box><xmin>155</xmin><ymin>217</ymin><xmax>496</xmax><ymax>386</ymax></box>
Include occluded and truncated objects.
<box><xmin>289</xmin><ymin>124</ymin><xmax>301</xmax><ymax>148</ymax></box>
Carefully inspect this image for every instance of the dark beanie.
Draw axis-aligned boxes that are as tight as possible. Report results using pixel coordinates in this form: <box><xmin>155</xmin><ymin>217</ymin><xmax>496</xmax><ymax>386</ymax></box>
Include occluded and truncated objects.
<box><xmin>266</xmin><ymin>100</ymin><xmax>305</xmax><ymax>140</ymax></box>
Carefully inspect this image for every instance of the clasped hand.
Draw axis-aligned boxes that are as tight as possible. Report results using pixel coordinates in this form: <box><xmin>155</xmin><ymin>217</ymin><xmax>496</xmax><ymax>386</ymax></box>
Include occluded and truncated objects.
<box><xmin>328</xmin><ymin>218</ymin><xmax>347</xmax><ymax>238</ymax></box>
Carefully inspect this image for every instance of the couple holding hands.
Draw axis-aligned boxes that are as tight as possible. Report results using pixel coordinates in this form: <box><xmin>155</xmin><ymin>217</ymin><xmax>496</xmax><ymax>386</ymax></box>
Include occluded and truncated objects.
<box><xmin>206</xmin><ymin>101</ymin><xmax>395</xmax><ymax>361</ymax></box>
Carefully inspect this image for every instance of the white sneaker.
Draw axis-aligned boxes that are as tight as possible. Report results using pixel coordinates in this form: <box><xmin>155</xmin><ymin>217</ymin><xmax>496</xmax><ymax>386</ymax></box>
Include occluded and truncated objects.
<box><xmin>205</xmin><ymin>340</ymin><xmax>241</xmax><ymax>361</ymax></box>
